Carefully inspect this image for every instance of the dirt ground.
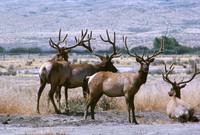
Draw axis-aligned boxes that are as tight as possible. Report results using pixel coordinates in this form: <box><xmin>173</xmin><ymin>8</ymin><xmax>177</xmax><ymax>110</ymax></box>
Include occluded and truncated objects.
<box><xmin>0</xmin><ymin>111</ymin><xmax>200</xmax><ymax>135</ymax></box>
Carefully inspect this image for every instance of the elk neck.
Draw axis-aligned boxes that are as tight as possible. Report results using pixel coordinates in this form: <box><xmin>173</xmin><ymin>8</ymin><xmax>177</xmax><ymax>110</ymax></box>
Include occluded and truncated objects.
<box><xmin>94</xmin><ymin>62</ymin><xmax>110</xmax><ymax>72</ymax></box>
<box><xmin>175</xmin><ymin>89</ymin><xmax>181</xmax><ymax>99</ymax></box>
<box><xmin>135</xmin><ymin>69</ymin><xmax>148</xmax><ymax>87</ymax></box>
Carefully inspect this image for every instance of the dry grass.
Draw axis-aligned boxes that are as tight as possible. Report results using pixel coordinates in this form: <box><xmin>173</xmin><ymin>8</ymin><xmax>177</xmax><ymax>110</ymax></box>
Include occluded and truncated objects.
<box><xmin>0</xmin><ymin>54</ymin><xmax>200</xmax><ymax>114</ymax></box>
<box><xmin>0</xmin><ymin>74</ymin><xmax>200</xmax><ymax>114</ymax></box>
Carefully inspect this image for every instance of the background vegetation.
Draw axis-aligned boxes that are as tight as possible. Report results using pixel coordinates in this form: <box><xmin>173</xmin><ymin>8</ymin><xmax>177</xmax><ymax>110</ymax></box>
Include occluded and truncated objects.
<box><xmin>0</xmin><ymin>36</ymin><xmax>199</xmax><ymax>55</ymax></box>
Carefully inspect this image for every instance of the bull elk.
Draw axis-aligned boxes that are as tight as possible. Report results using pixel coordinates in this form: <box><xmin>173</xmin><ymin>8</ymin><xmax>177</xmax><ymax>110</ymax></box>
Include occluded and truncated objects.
<box><xmin>84</xmin><ymin>36</ymin><xmax>164</xmax><ymax>124</ymax></box>
<box><xmin>36</xmin><ymin>29</ymin><xmax>92</xmax><ymax>114</ymax></box>
<box><xmin>162</xmin><ymin>63</ymin><xmax>200</xmax><ymax>122</ymax></box>
<box><xmin>55</xmin><ymin>30</ymin><xmax>120</xmax><ymax>112</ymax></box>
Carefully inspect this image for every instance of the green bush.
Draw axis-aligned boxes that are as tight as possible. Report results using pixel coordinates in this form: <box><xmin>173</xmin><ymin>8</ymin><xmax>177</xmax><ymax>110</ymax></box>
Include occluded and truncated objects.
<box><xmin>8</xmin><ymin>47</ymin><xmax>41</xmax><ymax>54</ymax></box>
<box><xmin>153</xmin><ymin>36</ymin><xmax>199</xmax><ymax>54</ymax></box>
<box><xmin>0</xmin><ymin>46</ymin><xmax>5</xmax><ymax>53</ymax></box>
<box><xmin>28</xmin><ymin>47</ymin><xmax>42</xmax><ymax>53</ymax></box>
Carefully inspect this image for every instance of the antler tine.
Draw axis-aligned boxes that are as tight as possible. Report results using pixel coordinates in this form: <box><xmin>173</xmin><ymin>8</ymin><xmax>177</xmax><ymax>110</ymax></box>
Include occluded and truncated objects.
<box><xmin>109</xmin><ymin>32</ymin><xmax>121</xmax><ymax>58</ymax></box>
<box><xmin>59</xmin><ymin>29</ymin><xmax>61</xmax><ymax>41</ymax></box>
<box><xmin>49</xmin><ymin>29</ymin><xmax>68</xmax><ymax>52</ymax></box>
<box><xmin>57</xmin><ymin>29</ymin><xmax>68</xmax><ymax>44</ymax></box>
<box><xmin>141</xmin><ymin>49</ymin><xmax>145</xmax><ymax>59</ymax></box>
<box><xmin>147</xmin><ymin>37</ymin><xmax>164</xmax><ymax>60</ymax></box>
<box><xmin>49</xmin><ymin>39</ymin><xmax>57</xmax><ymax>49</ymax></box>
<box><xmin>100</xmin><ymin>30</ymin><xmax>107</xmax><ymax>42</ymax></box>
<box><xmin>49</xmin><ymin>38</ymin><xmax>61</xmax><ymax>50</ymax></box>
<box><xmin>81</xmin><ymin>30</ymin><xmax>93</xmax><ymax>53</ymax></box>
<box><xmin>63</xmin><ymin>29</ymin><xmax>94</xmax><ymax>52</ymax></box>
<box><xmin>123</xmin><ymin>35</ymin><xmax>141</xmax><ymax>59</ymax></box>
<box><xmin>85</xmin><ymin>31</ymin><xmax>93</xmax><ymax>52</ymax></box>
<box><xmin>178</xmin><ymin>63</ymin><xmax>200</xmax><ymax>85</ymax></box>
<box><xmin>100</xmin><ymin>30</ymin><xmax>120</xmax><ymax>59</ymax></box>
<box><xmin>162</xmin><ymin>63</ymin><xmax>175</xmax><ymax>85</ymax></box>
<box><xmin>100</xmin><ymin>30</ymin><xmax>115</xmax><ymax>44</ymax></box>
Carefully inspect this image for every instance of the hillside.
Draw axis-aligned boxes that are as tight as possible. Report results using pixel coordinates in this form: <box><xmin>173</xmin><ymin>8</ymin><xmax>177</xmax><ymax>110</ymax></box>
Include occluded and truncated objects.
<box><xmin>0</xmin><ymin>0</ymin><xmax>200</xmax><ymax>50</ymax></box>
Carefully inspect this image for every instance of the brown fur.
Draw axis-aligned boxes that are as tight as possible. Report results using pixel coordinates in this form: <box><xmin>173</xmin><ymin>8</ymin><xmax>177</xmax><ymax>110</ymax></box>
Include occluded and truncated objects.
<box><xmin>37</xmin><ymin>60</ymin><xmax>71</xmax><ymax>113</ymax></box>
<box><xmin>37</xmin><ymin>29</ymin><xmax>93</xmax><ymax>113</ymax></box>
<box><xmin>54</xmin><ymin>56</ymin><xmax>118</xmax><ymax>112</ymax></box>
<box><xmin>83</xmin><ymin>35</ymin><xmax>163</xmax><ymax>124</ymax></box>
<box><xmin>54</xmin><ymin>30</ymin><xmax>120</xmax><ymax>112</ymax></box>
<box><xmin>84</xmin><ymin>59</ymin><xmax>154</xmax><ymax>124</ymax></box>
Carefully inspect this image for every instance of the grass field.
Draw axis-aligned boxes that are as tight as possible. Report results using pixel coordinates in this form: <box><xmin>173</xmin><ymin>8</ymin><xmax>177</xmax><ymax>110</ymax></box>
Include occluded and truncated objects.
<box><xmin>0</xmin><ymin>54</ymin><xmax>200</xmax><ymax>115</ymax></box>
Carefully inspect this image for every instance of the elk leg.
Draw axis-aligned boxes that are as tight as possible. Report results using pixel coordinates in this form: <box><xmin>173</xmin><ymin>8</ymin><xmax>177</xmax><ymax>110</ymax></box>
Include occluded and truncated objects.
<box><xmin>82</xmin><ymin>86</ymin><xmax>89</xmax><ymax>99</ymax></box>
<box><xmin>91</xmin><ymin>94</ymin><xmax>102</xmax><ymax>120</ymax></box>
<box><xmin>84</xmin><ymin>95</ymin><xmax>92</xmax><ymax>120</ymax></box>
<box><xmin>49</xmin><ymin>84</ymin><xmax>60</xmax><ymax>114</ymax></box>
<box><xmin>84</xmin><ymin>100</ymin><xmax>90</xmax><ymax>120</ymax></box>
<box><xmin>125</xmin><ymin>96</ymin><xmax>131</xmax><ymax>123</ymax></box>
<box><xmin>36</xmin><ymin>79</ymin><xmax>46</xmax><ymax>114</ymax></box>
<box><xmin>55</xmin><ymin>86</ymin><xmax>62</xmax><ymax>111</ymax></box>
<box><xmin>64</xmin><ymin>87</ymin><xmax>69</xmax><ymax>113</ymax></box>
<box><xmin>131</xmin><ymin>98</ymin><xmax>138</xmax><ymax>124</ymax></box>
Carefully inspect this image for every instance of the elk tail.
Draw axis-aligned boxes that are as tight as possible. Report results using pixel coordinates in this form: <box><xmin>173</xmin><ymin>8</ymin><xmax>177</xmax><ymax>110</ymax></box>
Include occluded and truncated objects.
<box><xmin>82</xmin><ymin>76</ymin><xmax>90</xmax><ymax>98</ymax></box>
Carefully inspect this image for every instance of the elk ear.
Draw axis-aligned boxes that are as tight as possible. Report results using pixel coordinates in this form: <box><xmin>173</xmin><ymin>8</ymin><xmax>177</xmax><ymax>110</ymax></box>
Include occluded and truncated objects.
<box><xmin>136</xmin><ymin>57</ymin><xmax>141</xmax><ymax>62</ymax></box>
<box><xmin>149</xmin><ymin>58</ymin><xmax>155</xmax><ymax>63</ymax></box>
<box><xmin>99</xmin><ymin>56</ymin><xmax>106</xmax><ymax>61</ymax></box>
<box><xmin>180</xmin><ymin>84</ymin><xmax>186</xmax><ymax>88</ymax></box>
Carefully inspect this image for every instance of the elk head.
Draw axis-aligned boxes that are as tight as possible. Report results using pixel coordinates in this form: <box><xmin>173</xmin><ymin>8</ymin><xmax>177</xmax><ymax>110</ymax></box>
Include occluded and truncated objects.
<box><xmin>49</xmin><ymin>29</ymin><xmax>93</xmax><ymax>61</ymax></box>
<box><xmin>123</xmin><ymin>36</ymin><xmax>164</xmax><ymax>73</ymax></box>
<box><xmin>162</xmin><ymin>63</ymin><xmax>200</xmax><ymax>98</ymax></box>
<box><xmin>94</xmin><ymin>30</ymin><xmax>121</xmax><ymax>72</ymax></box>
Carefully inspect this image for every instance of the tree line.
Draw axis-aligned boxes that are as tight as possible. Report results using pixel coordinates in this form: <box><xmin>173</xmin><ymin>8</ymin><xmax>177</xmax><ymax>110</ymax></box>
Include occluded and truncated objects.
<box><xmin>0</xmin><ymin>36</ymin><xmax>200</xmax><ymax>54</ymax></box>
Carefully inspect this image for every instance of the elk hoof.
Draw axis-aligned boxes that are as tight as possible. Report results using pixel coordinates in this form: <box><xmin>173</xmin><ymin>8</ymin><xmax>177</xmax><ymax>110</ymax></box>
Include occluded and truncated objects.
<box><xmin>55</xmin><ymin>110</ymin><xmax>61</xmax><ymax>114</ymax></box>
<box><xmin>36</xmin><ymin>110</ymin><xmax>40</xmax><ymax>114</ymax></box>
<box><xmin>134</xmin><ymin>122</ymin><xmax>139</xmax><ymax>125</ymax></box>
<box><xmin>133</xmin><ymin>121</ymin><xmax>139</xmax><ymax>125</ymax></box>
<box><xmin>64</xmin><ymin>108</ymin><xmax>70</xmax><ymax>114</ymax></box>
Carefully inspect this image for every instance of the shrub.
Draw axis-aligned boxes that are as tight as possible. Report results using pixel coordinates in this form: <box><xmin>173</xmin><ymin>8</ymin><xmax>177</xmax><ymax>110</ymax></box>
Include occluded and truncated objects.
<box><xmin>8</xmin><ymin>47</ymin><xmax>41</xmax><ymax>54</ymax></box>
<box><xmin>153</xmin><ymin>36</ymin><xmax>199</xmax><ymax>54</ymax></box>
<box><xmin>0</xmin><ymin>46</ymin><xmax>5</xmax><ymax>53</ymax></box>
<box><xmin>98</xmin><ymin>96</ymin><xmax>118</xmax><ymax>111</ymax></box>
<box><xmin>28</xmin><ymin>47</ymin><xmax>42</xmax><ymax>53</ymax></box>
<box><xmin>66</xmin><ymin>97</ymin><xmax>85</xmax><ymax>113</ymax></box>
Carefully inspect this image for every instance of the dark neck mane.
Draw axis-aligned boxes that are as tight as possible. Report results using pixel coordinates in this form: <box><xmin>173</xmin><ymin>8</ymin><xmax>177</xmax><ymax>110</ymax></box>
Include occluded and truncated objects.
<box><xmin>94</xmin><ymin>62</ymin><xmax>106</xmax><ymax>72</ymax></box>
<box><xmin>135</xmin><ymin>69</ymin><xmax>148</xmax><ymax>88</ymax></box>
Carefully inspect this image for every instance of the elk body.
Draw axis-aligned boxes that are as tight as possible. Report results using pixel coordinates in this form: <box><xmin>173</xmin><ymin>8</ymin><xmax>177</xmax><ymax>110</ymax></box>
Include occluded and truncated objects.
<box><xmin>84</xmin><ymin>36</ymin><xmax>164</xmax><ymax>124</ymax></box>
<box><xmin>162</xmin><ymin>63</ymin><xmax>200</xmax><ymax>122</ymax></box>
<box><xmin>55</xmin><ymin>30</ymin><xmax>120</xmax><ymax>111</ymax></box>
<box><xmin>36</xmin><ymin>29</ymin><xmax>92</xmax><ymax>114</ymax></box>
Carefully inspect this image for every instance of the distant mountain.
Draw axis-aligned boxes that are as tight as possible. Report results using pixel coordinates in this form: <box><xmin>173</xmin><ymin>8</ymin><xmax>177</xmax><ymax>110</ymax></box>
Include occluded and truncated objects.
<box><xmin>0</xmin><ymin>0</ymin><xmax>200</xmax><ymax>50</ymax></box>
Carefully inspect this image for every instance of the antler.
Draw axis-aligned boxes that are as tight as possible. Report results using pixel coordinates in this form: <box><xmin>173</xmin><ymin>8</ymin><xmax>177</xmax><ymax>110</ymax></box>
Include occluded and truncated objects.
<box><xmin>162</xmin><ymin>63</ymin><xmax>175</xmax><ymax>85</ymax></box>
<box><xmin>178</xmin><ymin>64</ymin><xmax>200</xmax><ymax>85</ymax></box>
<box><xmin>49</xmin><ymin>29</ymin><xmax>68</xmax><ymax>53</ymax></box>
<box><xmin>100</xmin><ymin>30</ymin><xmax>121</xmax><ymax>60</ymax></box>
<box><xmin>62</xmin><ymin>29</ymin><xmax>91</xmax><ymax>51</ymax></box>
<box><xmin>147</xmin><ymin>37</ymin><xmax>164</xmax><ymax>60</ymax></box>
<box><xmin>123</xmin><ymin>35</ymin><xmax>144</xmax><ymax>61</ymax></box>
<box><xmin>74</xmin><ymin>30</ymin><xmax>93</xmax><ymax>53</ymax></box>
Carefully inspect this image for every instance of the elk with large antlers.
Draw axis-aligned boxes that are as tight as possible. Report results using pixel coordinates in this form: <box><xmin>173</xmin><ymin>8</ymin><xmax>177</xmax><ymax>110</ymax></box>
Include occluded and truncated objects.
<box><xmin>55</xmin><ymin>30</ymin><xmax>120</xmax><ymax>112</ymax></box>
<box><xmin>36</xmin><ymin>29</ymin><xmax>92</xmax><ymax>114</ymax></box>
<box><xmin>84</xmin><ymin>36</ymin><xmax>164</xmax><ymax>124</ymax></box>
<box><xmin>162</xmin><ymin>63</ymin><xmax>200</xmax><ymax>122</ymax></box>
